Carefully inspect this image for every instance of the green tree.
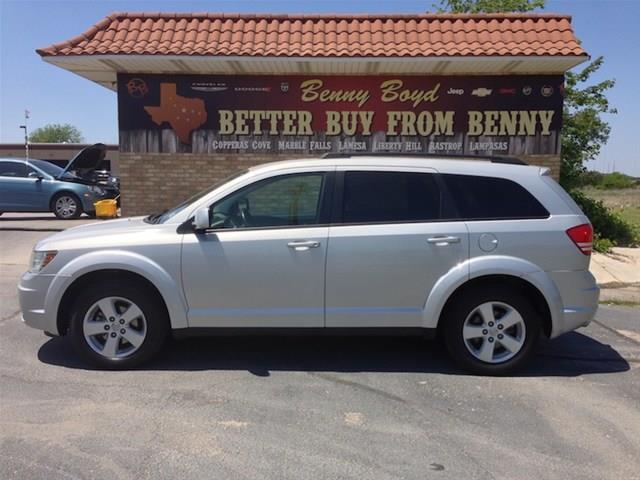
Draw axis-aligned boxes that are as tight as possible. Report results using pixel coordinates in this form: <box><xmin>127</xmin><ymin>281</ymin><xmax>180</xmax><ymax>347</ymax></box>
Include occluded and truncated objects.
<box><xmin>435</xmin><ymin>0</ymin><xmax>634</xmax><ymax>248</ymax></box>
<box><xmin>434</xmin><ymin>0</ymin><xmax>544</xmax><ymax>13</ymax></box>
<box><xmin>435</xmin><ymin>0</ymin><xmax>617</xmax><ymax>191</ymax></box>
<box><xmin>560</xmin><ymin>57</ymin><xmax>616</xmax><ymax>189</ymax></box>
<box><xmin>29</xmin><ymin>123</ymin><xmax>84</xmax><ymax>143</ymax></box>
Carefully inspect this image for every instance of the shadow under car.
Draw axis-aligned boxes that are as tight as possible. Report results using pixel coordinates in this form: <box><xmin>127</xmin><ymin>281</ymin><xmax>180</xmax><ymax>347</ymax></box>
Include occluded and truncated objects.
<box><xmin>37</xmin><ymin>331</ymin><xmax>630</xmax><ymax>377</ymax></box>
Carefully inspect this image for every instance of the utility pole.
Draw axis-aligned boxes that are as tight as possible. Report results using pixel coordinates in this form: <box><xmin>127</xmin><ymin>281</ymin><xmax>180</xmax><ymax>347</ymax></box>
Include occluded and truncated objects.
<box><xmin>19</xmin><ymin>109</ymin><xmax>30</xmax><ymax>162</ymax></box>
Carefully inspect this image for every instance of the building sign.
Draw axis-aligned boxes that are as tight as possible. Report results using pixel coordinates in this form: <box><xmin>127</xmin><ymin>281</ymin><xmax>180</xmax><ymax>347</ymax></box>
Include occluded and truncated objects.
<box><xmin>118</xmin><ymin>74</ymin><xmax>563</xmax><ymax>156</ymax></box>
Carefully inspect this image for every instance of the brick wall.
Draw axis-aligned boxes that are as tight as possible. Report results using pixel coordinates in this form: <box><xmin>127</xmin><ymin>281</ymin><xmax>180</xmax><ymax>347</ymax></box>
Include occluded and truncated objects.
<box><xmin>119</xmin><ymin>153</ymin><xmax>310</xmax><ymax>216</ymax></box>
<box><xmin>118</xmin><ymin>152</ymin><xmax>561</xmax><ymax>216</ymax></box>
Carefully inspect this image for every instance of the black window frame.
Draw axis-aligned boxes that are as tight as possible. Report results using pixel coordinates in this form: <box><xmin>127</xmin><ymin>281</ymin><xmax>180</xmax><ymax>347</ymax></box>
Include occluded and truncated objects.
<box><xmin>439</xmin><ymin>173</ymin><xmax>550</xmax><ymax>221</ymax></box>
<box><xmin>200</xmin><ymin>171</ymin><xmax>335</xmax><ymax>232</ymax></box>
<box><xmin>330</xmin><ymin>170</ymin><xmax>453</xmax><ymax>226</ymax></box>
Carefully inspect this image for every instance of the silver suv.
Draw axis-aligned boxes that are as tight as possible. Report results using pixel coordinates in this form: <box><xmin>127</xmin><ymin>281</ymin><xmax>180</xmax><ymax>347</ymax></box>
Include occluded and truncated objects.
<box><xmin>19</xmin><ymin>156</ymin><xmax>599</xmax><ymax>374</ymax></box>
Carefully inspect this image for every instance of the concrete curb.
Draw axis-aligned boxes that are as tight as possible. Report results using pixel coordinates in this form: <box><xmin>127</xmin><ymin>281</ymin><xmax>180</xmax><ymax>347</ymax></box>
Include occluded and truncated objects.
<box><xmin>598</xmin><ymin>281</ymin><xmax>640</xmax><ymax>289</ymax></box>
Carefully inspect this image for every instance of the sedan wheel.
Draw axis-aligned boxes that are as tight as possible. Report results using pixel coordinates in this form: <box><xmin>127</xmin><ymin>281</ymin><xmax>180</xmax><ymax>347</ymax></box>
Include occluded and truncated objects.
<box><xmin>83</xmin><ymin>296</ymin><xmax>147</xmax><ymax>359</ymax></box>
<box><xmin>53</xmin><ymin>194</ymin><xmax>81</xmax><ymax>219</ymax></box>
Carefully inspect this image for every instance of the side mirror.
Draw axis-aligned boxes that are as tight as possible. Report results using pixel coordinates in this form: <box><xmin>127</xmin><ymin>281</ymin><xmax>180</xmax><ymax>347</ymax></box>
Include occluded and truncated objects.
<box><xmin>28</xmin><ymin>171</ymin><xmax>43</xmax><ymax>181</ymax></box>
<box><xmin>193</xmin><ymin>207</ymin><xmax>210</xmax><ymax>231</ymax></box>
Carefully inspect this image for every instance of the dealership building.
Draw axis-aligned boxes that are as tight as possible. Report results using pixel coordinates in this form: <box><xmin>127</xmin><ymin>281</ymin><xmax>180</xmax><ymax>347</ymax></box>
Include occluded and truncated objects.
<box><xmin>37</xmin><ymin>12</ymin><xmax>587</xmax><ymax>215</ymax></box>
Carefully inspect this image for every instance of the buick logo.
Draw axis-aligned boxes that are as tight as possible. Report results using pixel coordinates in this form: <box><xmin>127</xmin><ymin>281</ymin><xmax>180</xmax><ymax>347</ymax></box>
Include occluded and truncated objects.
<box><xmin>280</xmin><ymin>82</ymin><xmax>290</xmax><ymax>93</ymax></box>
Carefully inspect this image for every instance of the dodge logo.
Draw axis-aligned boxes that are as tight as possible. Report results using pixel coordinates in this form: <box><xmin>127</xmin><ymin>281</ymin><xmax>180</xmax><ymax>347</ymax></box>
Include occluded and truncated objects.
<box><xmin>127</xmin><ymin>78</ymin><xmax>149</xmax><ymax>98</ymax></box>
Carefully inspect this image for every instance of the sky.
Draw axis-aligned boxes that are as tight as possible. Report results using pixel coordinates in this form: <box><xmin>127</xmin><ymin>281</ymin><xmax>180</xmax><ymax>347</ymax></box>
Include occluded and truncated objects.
<box><xmin>0</xmin><ymin>0</ymin><xmax>638</xmax><ymax>175</ymax></box>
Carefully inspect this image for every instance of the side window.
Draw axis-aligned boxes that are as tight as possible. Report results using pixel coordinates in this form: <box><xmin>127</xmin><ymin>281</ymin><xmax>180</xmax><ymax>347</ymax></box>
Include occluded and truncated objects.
<box><xmin>211</xmin><ymin>173</ymin><xmax>325</xmax><ymax>229</ymax></box>
<box><xmin>442</xmin><ymin>174</ymin><xmax>549</xmax><ymax>220</ymax></box>
<box><xmin>0</xmin><ymin>162</ymin><xmax>29</xmax><ymax>178</ymax></box>
<box><xmin>341</xmin><ymin>171</ymin><xmax>441</xmax><ymax>223</ymax></box>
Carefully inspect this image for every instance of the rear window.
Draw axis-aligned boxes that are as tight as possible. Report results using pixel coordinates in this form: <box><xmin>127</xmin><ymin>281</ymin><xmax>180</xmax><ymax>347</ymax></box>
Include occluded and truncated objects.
<box><xmin>442</xmin><ymin>174</ymin><xmax>549</xmax><ymax>220</ymax></box>
<box><xmin>342</xmin><ymin>171</ymin><xmax>442</xmax><ymax>223</ymax></box>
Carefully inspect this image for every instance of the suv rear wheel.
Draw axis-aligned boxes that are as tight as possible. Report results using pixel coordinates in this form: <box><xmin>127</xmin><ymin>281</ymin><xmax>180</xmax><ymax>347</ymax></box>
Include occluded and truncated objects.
<box><xmin>69</xmin><ymin>280</ymin><xmax>169</xmax><ymax>369</ymax></box>
<box><xmin>443</xmin><ymin>285</ymin><xmax>541</xmax><ymax>375</ymax></box>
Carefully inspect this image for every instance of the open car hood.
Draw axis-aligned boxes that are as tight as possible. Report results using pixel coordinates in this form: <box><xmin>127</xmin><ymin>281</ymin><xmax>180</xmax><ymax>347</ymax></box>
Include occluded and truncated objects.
<box><xmin>59</xmin><ymin>143</ymin><xmax>107</xmax><ymax>178</ymax></box>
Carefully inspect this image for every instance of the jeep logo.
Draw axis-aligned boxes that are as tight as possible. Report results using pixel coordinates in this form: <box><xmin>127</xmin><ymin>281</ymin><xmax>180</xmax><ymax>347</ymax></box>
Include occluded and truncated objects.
<box><xmin>447</xmin><ymin>88</ymin><xmax>464</xmax><ymax>95</ymax></box>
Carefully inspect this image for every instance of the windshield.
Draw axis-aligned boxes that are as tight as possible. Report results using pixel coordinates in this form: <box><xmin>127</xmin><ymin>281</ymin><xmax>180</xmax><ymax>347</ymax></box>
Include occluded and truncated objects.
<box><xmin>29</xmin><ymin>159</ymin><xmax>65</xmax><ymax>177</ymax></box>
<box><xmin>146</xmin><ymin>169</ymin><xmax>249</xmax><ymax>224</ymax></box>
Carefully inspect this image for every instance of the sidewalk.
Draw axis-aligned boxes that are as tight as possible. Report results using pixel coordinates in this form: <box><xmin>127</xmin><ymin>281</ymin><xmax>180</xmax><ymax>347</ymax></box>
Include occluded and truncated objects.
<box><xmin>591</xmin><ymin>247</ymin><xmax>640</xmax><ymax>304</ymax></box>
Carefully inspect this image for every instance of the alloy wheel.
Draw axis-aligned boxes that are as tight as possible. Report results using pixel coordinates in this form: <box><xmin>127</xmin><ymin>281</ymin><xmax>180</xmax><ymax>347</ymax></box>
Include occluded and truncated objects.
<box><xmin>83</xmin><ymin>296</ymin><xmax>147</xmax><ymax>359</ymax></box>
<box><xmin>462</xmin><ymin>301</ymin><xmax>526</xmax><ymax>364</ymax></box>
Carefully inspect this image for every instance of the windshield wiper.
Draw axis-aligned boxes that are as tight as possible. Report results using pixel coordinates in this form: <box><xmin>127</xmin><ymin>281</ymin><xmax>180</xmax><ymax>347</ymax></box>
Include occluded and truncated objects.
<box><xmin>145</xmin><ymin>212</ymin><xmax>162</xmax><ymax>224</ymax></box>
<box><xmin>145</xmin><ymin>209</ymin><xmax>169</xmax><ymax>224</ymax></box>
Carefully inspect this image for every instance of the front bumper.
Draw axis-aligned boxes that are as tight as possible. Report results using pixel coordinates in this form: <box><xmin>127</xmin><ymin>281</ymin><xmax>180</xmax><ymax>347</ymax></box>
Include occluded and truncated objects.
<box><xmin>18</xmin><ymin>271</ymin><xmax>59</xmax><ymax>334</ymax></box>
<box><xmin>80</xmin><ymin>190</ymin><xmax>115</xmax><ymax>213</ymax></box>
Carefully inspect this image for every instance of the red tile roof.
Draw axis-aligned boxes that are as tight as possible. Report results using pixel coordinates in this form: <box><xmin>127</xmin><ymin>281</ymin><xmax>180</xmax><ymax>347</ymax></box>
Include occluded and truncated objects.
<box><xmin>37</xmin><ymin>12</ymin><xmax>586</xmax><ymax>58</ymax></box>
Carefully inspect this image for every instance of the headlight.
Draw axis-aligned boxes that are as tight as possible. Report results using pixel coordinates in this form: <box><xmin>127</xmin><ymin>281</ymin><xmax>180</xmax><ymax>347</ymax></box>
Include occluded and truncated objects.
<box><xmin>88</xmin><ymin>185</ymin><xmax>105</xmax><ymax>195</ymax></box>
<box><xmin>29</xmin><ymin>250</ymin><xmax>57</xmax><ymax>273</ymax></box>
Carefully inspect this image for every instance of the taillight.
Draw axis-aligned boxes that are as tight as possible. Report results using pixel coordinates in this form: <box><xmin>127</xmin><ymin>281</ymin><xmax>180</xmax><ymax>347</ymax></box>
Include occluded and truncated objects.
<box><xmin>566</xmin><ymin>223</ymin><xmax>593</xmax><ymax>255</ymax></box>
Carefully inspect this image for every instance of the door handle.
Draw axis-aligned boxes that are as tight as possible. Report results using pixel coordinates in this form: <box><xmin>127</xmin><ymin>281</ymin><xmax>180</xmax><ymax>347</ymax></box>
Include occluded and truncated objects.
<box><xmin>287</xmin><ymin>240</ymin><xmax>321</xmax><ymax>251</ymax></box>
<box><xmin>427</xmin><ymin>236</ymin><xmax>461</xmax><ymax>246</ymax></box>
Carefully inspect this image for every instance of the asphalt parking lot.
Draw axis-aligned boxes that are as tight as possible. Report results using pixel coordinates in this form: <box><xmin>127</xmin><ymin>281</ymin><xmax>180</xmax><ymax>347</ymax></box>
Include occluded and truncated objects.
<box><xmin>1</xmin><ymin>219</ymin><xmax>639</xmax><ymax>480</ymax></box>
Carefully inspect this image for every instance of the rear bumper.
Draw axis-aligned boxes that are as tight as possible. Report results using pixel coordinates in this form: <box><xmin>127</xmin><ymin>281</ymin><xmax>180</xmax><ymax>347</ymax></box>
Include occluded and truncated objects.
<box><xmin>18</xmin><ymin>271</ymin><xmax>59</xmax><ymax>334</ymax></box>
<box><xmin>548</xmin><ymin>270</ymin><xmax>599</xmax><ymax>338</ymax></box>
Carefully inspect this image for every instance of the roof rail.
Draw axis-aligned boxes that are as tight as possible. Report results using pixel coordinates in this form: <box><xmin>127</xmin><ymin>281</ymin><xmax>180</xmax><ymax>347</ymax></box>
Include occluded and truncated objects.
<box><xmin>321</xmin><ymin>152</ymin><xmax>527</xmax><ymax>166</ymax></box>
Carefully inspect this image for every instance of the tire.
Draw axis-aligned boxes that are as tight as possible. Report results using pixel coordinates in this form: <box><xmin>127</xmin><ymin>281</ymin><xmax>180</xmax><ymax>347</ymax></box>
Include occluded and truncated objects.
<box><xmin>51</xmin><ymin>192</ymin><xmax>82</xmax><ymax>219</ymax></box>
<box><xmin>69</xmin><ymin>280</ymin><xmax>169</xmax><ymax>369</ymax></box>
<box><xmin>443</xmin><ymin>285</ymin><xmax>541</xmax><ymax>375</ymax></box>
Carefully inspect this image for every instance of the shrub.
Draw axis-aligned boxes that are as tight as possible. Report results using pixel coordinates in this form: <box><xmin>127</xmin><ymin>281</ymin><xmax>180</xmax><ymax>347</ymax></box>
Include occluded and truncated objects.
<box><xmin>575</xmin><ymin>170</ymin><xmax>605</xmax><ymax>188</ymax></box>
<box><xmin>576</xmin><ymin>170</ymin><xmax>637</xmax><ymax>190</ymax></box>
<box><xmin>593</xmin><ymin>235</ymin><xmax>614</xmax><ymax>253</ymax></box>
<box><xmin>570</xmin><ymin>190</ymin><xmax>638</xmax><ymax>247</ymax></box>
<box><xmin>596</xmin><ymin>172</ymin><xmax>636</xmax><ymax>190</ymax></box>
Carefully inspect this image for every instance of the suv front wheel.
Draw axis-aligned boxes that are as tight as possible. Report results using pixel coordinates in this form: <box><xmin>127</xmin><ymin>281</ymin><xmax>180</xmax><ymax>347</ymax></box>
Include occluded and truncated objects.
<box><xmin>69</xmin><ymin>280</ymin><xmax>169</xmax><ymax>369</ymax></box>
<box><xmin>443</xmin><ymin>286</ymin><xmax>541</xmax><ymax>375</ymax></box>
